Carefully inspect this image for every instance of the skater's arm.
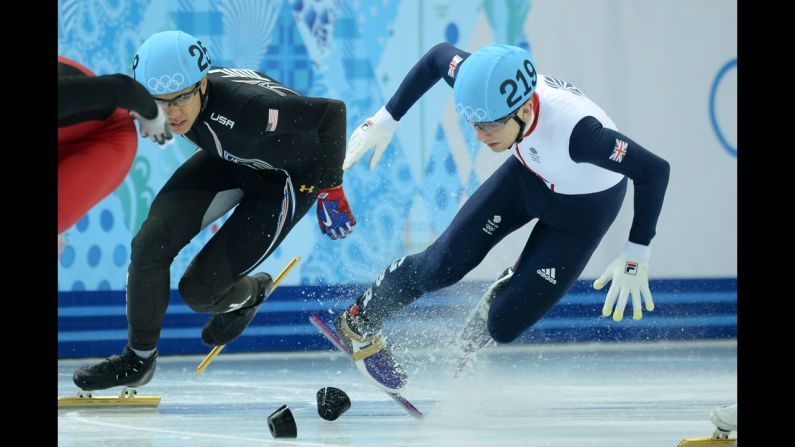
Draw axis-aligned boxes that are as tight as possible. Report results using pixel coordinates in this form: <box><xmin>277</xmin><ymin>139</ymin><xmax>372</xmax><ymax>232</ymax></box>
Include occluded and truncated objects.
<box><xmin>569</xmin><ymin>116</ymin><xmax>670</xmax><ymax>246</ymax></box>
<box><xmin>571</xmin><ymin>117</ymin><xmax>670</xmax><ymax>322</ymax></box>
<box><xmin>58</xmin><ymin>74</ymin><xmax>159</xmax><ymax>127</ymax></box>
<box><xmin>384</xmin><ymin>42</ymin><xmax>471</xmax><ymax>120</ymax></box>
<box><xmin>344</xmin><ymin>43</ymin><xmax>470</xmax><ymax>170</ymax></box>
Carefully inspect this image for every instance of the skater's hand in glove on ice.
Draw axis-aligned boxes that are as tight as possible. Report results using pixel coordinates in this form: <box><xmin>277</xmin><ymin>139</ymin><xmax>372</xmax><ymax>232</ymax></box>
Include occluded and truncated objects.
<box><xmin>343</xmin><ymin>106</ymin><xmax>400</xmax><ymax>170</ymax></box>
<box><xmin>593</xmin><ymin>242</ymin><xmax>654</xmax><ymax>321</ymax></box>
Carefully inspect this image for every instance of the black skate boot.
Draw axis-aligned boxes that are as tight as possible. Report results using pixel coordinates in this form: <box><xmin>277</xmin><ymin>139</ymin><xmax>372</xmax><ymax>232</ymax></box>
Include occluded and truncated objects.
<box><xmin>202</xmin><ymin>272</ymin><xmax>274</xmax><ymax>346</ymax></box>
<box><xmin>458</xmin><ymin>267</ymin><xmax>514</xmax><ymax>355</ymax></box>
<box><xmin>334</xmin><ymin>303</ymin><xmax>407</xmax><ymax>391</ymax></box>
<box><xmin>73</xmin><ymin>345</ymin><xmax>158</xmax><ymax>391</ymax></box>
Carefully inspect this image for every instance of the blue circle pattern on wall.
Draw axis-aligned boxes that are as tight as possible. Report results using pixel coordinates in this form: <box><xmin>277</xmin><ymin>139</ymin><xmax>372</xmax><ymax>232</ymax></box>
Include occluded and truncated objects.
<box><xmin>709</xmin><ymin>58</ymin><xmax>737</xmax><ymax>158</ymax></box>
<box><xmin>114</xmin><ymin>244</ymin><xmax>128</xmax><ymax>267</ymax></box>
<box><xmin>101</xmin><ymin>209</ymin><xmax>114</xmax><ymax>232</ymax></box>
<box><xmin>445</xmin><ymin>23</ymin><xmax>459</xmax><ymax>44</ymax></box>
<box><xmin>61</xmin><ymin>245</ymin><xmax>75</xmax><ymax>268</ymax></box>
<box><xmin>87</xmin><ymin>245</ymin><xmax>102</xmax><ymax>267</ymax></box>
<box><xmin>76</xmin><ymin>215</ymin><xmax>89</xmax><ymax>233</ymax></box>
<box><xmin>58</xmin><ymin>197</ymin><xmax>134</xmax><ymax>291</ymax></box>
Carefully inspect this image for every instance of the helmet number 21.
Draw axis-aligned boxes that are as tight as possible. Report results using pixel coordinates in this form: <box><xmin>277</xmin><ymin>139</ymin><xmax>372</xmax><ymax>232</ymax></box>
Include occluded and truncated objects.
<box><xmin>499</xmin><ymin>59</ymin><xmax>537</xmax><ymax>108</ymax></box>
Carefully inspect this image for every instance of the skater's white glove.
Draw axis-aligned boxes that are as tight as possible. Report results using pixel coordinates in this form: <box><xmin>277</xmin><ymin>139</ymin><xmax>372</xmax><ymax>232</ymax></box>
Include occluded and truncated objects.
<box><xmin>593</xmin><ymin>242</ymin><xmax>654</xmax><ymax>321</ymax></box>
<box><xmin>343</xmin><ymin>106</ymin><xmax>400</xmax><ymax>170</ymax></box>
<box><xmin>131</xmin><ymin>104</ymin><xmax>173</xmax><ymax>148</ymax></box>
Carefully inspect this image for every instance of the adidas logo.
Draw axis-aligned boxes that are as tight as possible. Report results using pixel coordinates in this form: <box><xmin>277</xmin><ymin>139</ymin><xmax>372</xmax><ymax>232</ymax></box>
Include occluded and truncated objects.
<box><xmin>536</xmin><ymin>268</ymin><xmax>557</xmax><ymax>284</ymax></box>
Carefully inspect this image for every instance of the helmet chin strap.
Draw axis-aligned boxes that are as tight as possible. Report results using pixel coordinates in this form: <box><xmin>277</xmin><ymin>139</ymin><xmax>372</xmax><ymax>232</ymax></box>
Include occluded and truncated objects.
<box><xmin>512</xmin><ymin>105</ymin><xmax>535</xmax><ymax>145</ymax></box>
<box><xmin>512</xmin><ymin>114</ymin><xmax>526</xmax><ymax>145</ymax></box>
<box><xmin>200</xmin><ymin>89</ymin><xmax>209</xmax><ymax>112</ymax></box>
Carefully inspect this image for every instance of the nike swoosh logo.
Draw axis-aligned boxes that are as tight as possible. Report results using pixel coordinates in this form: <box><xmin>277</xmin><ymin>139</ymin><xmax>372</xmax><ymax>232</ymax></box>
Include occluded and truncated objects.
<box><xmin>321</xmin><ymin>202</ymin><xmax>333</xmax><ymax>227</ymax></box>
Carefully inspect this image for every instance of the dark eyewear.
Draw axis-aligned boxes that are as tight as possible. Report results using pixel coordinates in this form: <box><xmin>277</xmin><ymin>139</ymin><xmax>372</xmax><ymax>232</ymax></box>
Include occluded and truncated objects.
<box><xmin>469</xmin><ymin>109</ymin><xmax>520</xmax><ymax>132</ymax></box>
<box><xmin>154</xmin><ymin>82</ymin><xmax>201</xmax><ymax>108</ymax></box>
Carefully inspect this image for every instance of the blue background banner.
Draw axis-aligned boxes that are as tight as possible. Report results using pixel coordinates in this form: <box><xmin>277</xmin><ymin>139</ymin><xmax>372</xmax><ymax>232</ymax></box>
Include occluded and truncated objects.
<box><xmin>59</xmin><ymin>278</ymin><xmax>736</xmax><ymax>358</ymax></box>
<box><xmin>58</xmin><ymin>1</ymin><xmax>736</xmax><ymax>356</ymax></box>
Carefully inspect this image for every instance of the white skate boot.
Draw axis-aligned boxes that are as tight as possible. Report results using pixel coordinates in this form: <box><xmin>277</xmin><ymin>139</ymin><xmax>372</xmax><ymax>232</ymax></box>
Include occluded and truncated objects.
<box><xmin>710</xmin><ymin>403</ymin><xmax>737</xmax><ymax>438</ymax></box>
<box><xmin>455</xmin><ymin>267</ymin><xmax>514</xmax><ymax>372</ymax></box>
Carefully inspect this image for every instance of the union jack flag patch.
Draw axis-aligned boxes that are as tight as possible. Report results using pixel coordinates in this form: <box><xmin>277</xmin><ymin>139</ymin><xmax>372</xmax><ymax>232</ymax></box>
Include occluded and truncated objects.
<box><xmin>609</xmin><ymin>139</ymin><xmax>628</xmax><ymax>162</ymax></box>
<box><xmin>448</xmin><ymin>55</ymin><xmax>463</xmax><ymax>78</ymax></box>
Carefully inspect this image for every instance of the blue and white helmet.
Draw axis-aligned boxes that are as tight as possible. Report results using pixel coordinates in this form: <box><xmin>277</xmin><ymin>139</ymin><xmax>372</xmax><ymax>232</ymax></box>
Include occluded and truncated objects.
<box><xmin>453</xmin><ymin>44</ymin><xmax>537</xmax><ymax>123</ymax></box>
<box><xmin>132</xmin><ymin>30</ymin><xmax>212</xmax><ymax>95</ymax></box>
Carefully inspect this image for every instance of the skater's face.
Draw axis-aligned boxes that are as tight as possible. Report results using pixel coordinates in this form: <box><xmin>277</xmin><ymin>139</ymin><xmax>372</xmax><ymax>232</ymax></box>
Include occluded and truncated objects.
<box><xmin>472</xmin><ymin>99</ymin><xmax>534</xmax><ymax>153</ymax></box>
<box><xmin>154</xmin><ymin>76</ymin><xmax>207</xmax><ymax>135</ymax></box>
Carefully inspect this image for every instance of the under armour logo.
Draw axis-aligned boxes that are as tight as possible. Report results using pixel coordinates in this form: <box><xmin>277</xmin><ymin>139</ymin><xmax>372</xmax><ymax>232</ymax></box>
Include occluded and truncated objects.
<box><xmin>299</xmin><ymin>185</ymin><xmax>315</xmax><ymax>193</ymax></box>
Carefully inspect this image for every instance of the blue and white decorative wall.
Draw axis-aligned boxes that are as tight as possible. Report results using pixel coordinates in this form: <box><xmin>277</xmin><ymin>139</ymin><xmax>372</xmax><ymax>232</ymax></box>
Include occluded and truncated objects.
<box><xmin>58</xmin><ymin>0</ymin><xmax>736</xmax><ymax>290</ymax></box>
<box><xmin>58</xmin><ymin>0</ymin><xmax>736</xmax><ymax>356</ymax></box>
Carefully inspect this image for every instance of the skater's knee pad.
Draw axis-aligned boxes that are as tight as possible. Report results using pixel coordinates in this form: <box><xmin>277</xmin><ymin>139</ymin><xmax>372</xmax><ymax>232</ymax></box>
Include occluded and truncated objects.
<box><xmin>178</xmin><ymin>270</ymin><xmax>216</xmax><ymax>313</ymax></box>
<box><xmin>486</xmin><ymin>302</ymin><xmax>526</xmax><ymax>343</ymax></box>
<box><xmin>487</xmin><ymin>320</ymin><xmax>520</xmax><ymax>344</ymax></box>
<box><xmin>131</xmin><ymin>217</ymin><xmax>173</xmax><ymax>266</ymax></box>
<box><xmin>178</xmin><ymin>258</ymin><xmax>235</xmax><ymax>313</ymax></box>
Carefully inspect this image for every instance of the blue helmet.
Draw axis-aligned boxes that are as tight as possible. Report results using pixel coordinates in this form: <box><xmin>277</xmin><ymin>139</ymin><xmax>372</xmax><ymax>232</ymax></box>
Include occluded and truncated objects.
<box><xmin>453</xmin><ymin>44</ymin><xmax>537</xmax><ymax>123</ymax></box>
<box><xmin>132</xmin><ymin>30</ymin><xmax>212</xmax><ymax>95</ymax></box>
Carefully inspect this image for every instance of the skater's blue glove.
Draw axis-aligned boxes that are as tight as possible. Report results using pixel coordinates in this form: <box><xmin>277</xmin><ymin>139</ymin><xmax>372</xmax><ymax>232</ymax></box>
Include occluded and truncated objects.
<box><xmin>593</xmin><ymin>242</ymin><xmax>654</xmax><ymax>321</ymax></box>
<box><xmin>316</xmin><ymin>186</ymin><xmax>356</xmax><ymax>240</ymax></box>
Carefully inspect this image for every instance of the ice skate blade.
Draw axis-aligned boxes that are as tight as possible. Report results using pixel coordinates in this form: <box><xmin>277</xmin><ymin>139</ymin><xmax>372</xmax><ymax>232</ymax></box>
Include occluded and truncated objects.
<box><xmin>309</xmin><ymin>313</ymin><xmax>422</xmax><ymax>419</ymax></box>
<box><xmin>195</xmin><ymin>256</ymin><xmax>301</xmax><ymax>376</ymax></box>
<box><xmin>58</xmin><ymin>388</ymin><xmax>160</xmax><ymax>408</ymax></box>
<box><xmin>677</xmin><ymin>436</ymin><xmax>736</xmax><ymax>447</ymax></box>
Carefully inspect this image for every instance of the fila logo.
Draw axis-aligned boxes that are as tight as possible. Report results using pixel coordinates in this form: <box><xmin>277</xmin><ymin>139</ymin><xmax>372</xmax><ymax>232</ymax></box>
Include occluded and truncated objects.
<box><xmin>299</xmin><ymin>184</ymin><xmax>315</xmax><ymax>193</ymax></box>
<box><xmin>536</xmin><ymin>268</ymin><xmax>557</xmax><ymax>284</ymax></box>
<box><xmin>360</xmin><ymin>119</ymin><xmax>373</xmax><ymax>131</ymax></box>
<box><xmin>482</xmin><ymin>215</ymin><xmax>502</xmax><ymax>235</ymax></box>
<box><xmin>624</xmin><ymin>262</ymin><xmax>638</xmax><ymax>275</ymax></box>
<box><xmin>210</xmin><ymin>112</ymin><xmax>235</xmax><ymax>128</ymax></box>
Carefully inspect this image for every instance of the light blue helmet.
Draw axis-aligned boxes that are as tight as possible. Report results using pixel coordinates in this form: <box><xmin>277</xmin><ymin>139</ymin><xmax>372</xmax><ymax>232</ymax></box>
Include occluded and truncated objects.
<box><xmin>132</xmin><ymin>30</ymin><xmax>212</xmax><ymax>95</ymax></box>
<box><xmin>453</xmin><ymin>44</ymin><xmax>537</xmax><ymax>123</ymax></box>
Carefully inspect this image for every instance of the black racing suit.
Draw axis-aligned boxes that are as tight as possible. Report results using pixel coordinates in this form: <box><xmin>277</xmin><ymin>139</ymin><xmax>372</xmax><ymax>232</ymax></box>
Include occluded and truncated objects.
<box><xmin>127</xmin><ymin>67</ymin><xmax>346</xmax><ymax>350</ymax></box>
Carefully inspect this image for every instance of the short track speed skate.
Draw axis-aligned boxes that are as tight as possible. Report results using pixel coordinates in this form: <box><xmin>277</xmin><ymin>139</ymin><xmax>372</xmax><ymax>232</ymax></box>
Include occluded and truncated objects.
<box><xmin>309</xmin><ymin>313</ymin><xmax>422</xmax><ymax>419</ymax></box>
<box><xmin>58</xmin><ymin>387</ymin><xmax>160</xmax><ymax>408</ymax></box>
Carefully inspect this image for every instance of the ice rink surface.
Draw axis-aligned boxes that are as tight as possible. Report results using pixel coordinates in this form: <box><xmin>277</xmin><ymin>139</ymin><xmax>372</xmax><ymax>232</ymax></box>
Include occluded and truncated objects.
<box><xmin>58</xmin><ymin>340</ymin><xmax>736</xmax><ymax>446</ymax></box>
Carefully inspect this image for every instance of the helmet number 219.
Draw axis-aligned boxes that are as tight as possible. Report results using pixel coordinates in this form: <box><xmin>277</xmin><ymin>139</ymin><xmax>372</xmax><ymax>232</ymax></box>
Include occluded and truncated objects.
<box><xmin>499</xmin><ymin>59</ymin><xmax>537</xmax><ymax>108</ymax></box>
